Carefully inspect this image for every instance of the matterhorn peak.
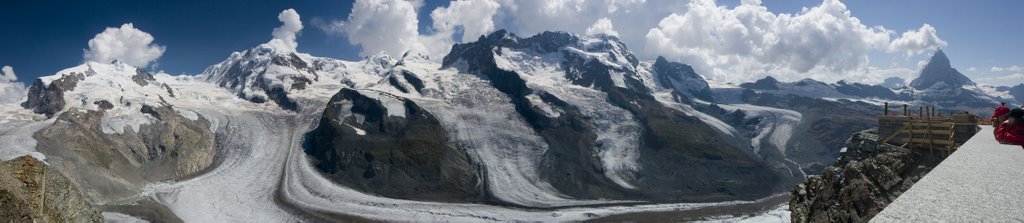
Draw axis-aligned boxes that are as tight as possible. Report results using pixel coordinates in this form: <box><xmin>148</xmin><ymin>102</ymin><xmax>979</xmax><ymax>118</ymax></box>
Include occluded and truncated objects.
<box><xmin>927</xmin><ymin>49</ymin><xmax>951</xmax><ymax>69</ymax></box>
<box><xmin>909</xmin><ymin>49</ymin><xmax>975</xmax><ymax>90</ymax></box>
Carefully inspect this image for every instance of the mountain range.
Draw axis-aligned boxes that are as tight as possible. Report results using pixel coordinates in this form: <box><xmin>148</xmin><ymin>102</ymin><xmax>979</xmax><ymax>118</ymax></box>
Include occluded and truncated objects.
<box><xmin>0</xmin><ymin>30</ymin><xmax>1005</xmax><ymax>221</ymax></box>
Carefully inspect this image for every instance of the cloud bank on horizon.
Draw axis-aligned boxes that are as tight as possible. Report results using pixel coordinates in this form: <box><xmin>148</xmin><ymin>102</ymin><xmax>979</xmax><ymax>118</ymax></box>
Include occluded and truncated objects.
<box><xmin>71</xmin><ymin>0</ymin><xmax>977</xmax><ymax>86</ymax></box>
<box><xmin>310</xmin><ymin>0</ymin><xmax>949</xmax><ymax>85</ymax></box>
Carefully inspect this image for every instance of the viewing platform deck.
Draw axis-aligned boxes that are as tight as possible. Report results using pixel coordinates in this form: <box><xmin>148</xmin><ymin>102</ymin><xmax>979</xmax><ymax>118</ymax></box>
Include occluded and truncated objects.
<box><xmin>872</xmin><ymin>126</ymin><xmax>1024</xmax><ymax>222</ymax></box>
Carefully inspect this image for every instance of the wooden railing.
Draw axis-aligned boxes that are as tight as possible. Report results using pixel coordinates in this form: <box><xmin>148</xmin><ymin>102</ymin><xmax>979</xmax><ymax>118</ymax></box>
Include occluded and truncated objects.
<box><xmin>879</xmin><ymin>102</ymin><xmax>979</xmax><ymax>155</ymax></box>
<box><xmin>881</xmin><ymin>119</ymin><xmax>960</xmax><ymax>155</ymax></box>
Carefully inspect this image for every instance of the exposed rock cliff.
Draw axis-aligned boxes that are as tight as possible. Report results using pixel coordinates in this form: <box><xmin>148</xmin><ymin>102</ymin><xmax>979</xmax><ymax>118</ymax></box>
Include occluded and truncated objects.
<box><xmin>0</xmin><ymin>156</ymin><xmax>102</xmax><ymax>222</ymax></box>
<box><xmin>303</xmin><ymin>88</ymin><xmax>482</xmax><ymax>202</ymax></box>
<box><xmin>789</xmin><ymin>129</ymin><xmax>947</xmax><ymax>222</ymax></box>
<box><xmin>22</xmin><ymin>70</ymin><xmax>87</xmax><ymax>117</ymax></box>
<box><xmin>33</xmin><ymin>105</ymin><xmax>216</xmax><ymax>203</ymax></box>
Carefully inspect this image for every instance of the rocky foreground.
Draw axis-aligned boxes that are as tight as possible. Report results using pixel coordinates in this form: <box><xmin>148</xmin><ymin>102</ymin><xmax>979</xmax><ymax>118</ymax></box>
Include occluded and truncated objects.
<box><xmin>788</xmin><ymin>128</ymin><xmax>948</xmax><ymax>222</ymax></box>
<box><xmin>0</xmin><ymin>156</ymin><xmax>102</xmax><ymax>222</ymax></box>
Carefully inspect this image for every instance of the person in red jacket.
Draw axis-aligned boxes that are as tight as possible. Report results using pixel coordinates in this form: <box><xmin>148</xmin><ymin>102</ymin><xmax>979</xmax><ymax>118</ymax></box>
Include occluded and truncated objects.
<box><xmin>996</xmin><ymin>108</ymin><xmax>1024</xmax><ymax>145</ymax></box>
<box><xmin>993</xmin><ymin>102</ymin><xmax>1010</xmax><ymax>121</ymax></box>
<box><xmin>992</xmin><ymin>103</ymin><xmax>1011</xmax><ymax>133</ymax></box>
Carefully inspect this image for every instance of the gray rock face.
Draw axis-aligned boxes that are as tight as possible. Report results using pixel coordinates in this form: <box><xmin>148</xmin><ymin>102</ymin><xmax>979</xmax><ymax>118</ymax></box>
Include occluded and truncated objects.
<box><xmin>303</xmin><ymin>89</ymin><xmax>482</xmax><ymax>202</ymax></box>
<box><xmin>23</xmin><ymin>71</ymin><xmax>87</xmax><ymax>117</ymax></box>
<box><xmin>93</xmin><ymin>100</ymin><xmax>114</xmax><ymax>110</ymax></box>
<box><xmin>0</xmin><ymin>156</ymin><xmax>102</xmax><ymax>222</ymax></box>
<box><xmin>789</xmin><ymin>129</ymin><xmax>948</xmax><ymax>223</ymax></box>
<box><xmin>33</xmin><ymin>106</ymin><xmax>216</xmax><ymax>202</ymax></box>
<box><xmin>909</xmin><ymin>50</ymin><xmax>975</xmax><ymax>90</ymax></box>
<box><xmin>131</xmin><ymin>67</ymin><xmax>155</xmax><ymax>87</ymax></box>
<box><xmin>653</xmin><ymin>56</ymin><xmax>714</xmax><ymax>101</ymax></box>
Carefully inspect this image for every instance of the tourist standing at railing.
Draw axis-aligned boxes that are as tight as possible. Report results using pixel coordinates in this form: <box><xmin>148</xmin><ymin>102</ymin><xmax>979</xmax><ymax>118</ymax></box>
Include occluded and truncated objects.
<box><xmin>995</xmin><ymin>108</ymin><xmax>1024</xmax><ymax>145</ymax></box>
<box><xmin>991</xmin><ymin>103</ymin><xmax>1007</xmax><ymax>122</ymax></box>
<box><xmin>991</xmin><ymin>102</ymin><xmax>1007</xmax><ymax>130</ymax></box>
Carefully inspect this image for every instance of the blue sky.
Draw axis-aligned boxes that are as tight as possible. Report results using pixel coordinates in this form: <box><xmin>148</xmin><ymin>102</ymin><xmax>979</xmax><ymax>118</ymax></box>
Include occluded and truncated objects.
<box><xmin>1</xmin><ymin>0</ymin><xmax>1021</xmax><ymax>86</ymax></box>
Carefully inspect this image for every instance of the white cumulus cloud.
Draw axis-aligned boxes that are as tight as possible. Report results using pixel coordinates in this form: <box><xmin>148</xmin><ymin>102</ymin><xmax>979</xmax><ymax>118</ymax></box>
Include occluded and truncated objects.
<box><xmin>585</xmin><ymin>17</ymin><xmax>620</xmax><ymax>37</ymax></box>
<box><xmin>318</xmin><ymin>0</ymin><xmax>494</xmax><ymax>60</ymax></box>
<box><xmin>1</xmin><ymin>65</ymin><xmax>16</xmax><ymax>82</ymax></box>
<box><xmin>337</xmin><ymin>0</ymin><xmax>431</xmax><ymax>58</ymax></box>
<box><xmin>888</xmin><ymin>24</ymin><xmax>947</xmax><ymax>57</ymax></box>
<box><xmin>430</xmin><ymin>0</ymin><xmax>501</xmax><ymax>42</ymax></box>
<box><xmin>83</xmin><ymin>23</ymin><xmax>166</xmax><ymax>68</ymax></box>
<box><xmin>642</xmin><ymin>0</ymin><xmax>944</xmax><ymax>84</ymax></box>
<box><xmin>320</xmin><ymin>0</ymin><xmax>946</xmax><ymax>85</ymax></box>
<box><xmin>0</xmin><ymin>65</ymin><xmax>27</xmax><ymax>104</ymax></box>
<box><xmin>267</xmin><ymin>9</ymin><xmax>303</xmax><ymax>52</ymax></box>
<box><xmin>494</xmin><ymin>0</ymin><xmax>682</xmax><ymax>50</ymax></box>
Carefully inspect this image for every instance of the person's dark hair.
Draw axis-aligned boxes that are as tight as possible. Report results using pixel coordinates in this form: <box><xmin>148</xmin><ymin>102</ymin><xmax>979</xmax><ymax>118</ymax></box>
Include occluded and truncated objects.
<box><xmin>1010</xmin><ymin>108</ymin><xmax>1024</xmax><ymax>120</ymax></box>
<box><xmin>1002</xmin><ymin>102</ymin><xmax>1007</xmax><ymax>105</ymax></box>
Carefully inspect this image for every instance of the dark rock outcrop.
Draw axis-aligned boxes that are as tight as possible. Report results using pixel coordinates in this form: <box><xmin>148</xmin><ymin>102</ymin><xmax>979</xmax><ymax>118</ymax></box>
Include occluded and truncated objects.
<box><xmin>93</xmin><ymin>100</ymin><xmax>114</xmax><ymax>110</ymax></box>
<box><xmin>653</xmin><ymin>56</ymin><xmax>714</xmax><ymax>102</ymax></box>
<box><xmin>303</xmin><ymin>89</ymin><xmax>481</xmax><ymax>202</ymax></box>
<box><xmin>400</xmin><ymin>70</ymin><xmax>425</xmax><ymax>93</ymax></box>
<box><xmin>131</xmin><ymin>67</ymin><xmax>155</xmax><ymax>86</ymax></box>
<box><xmin>0</xmin><ymin>156</ymin><xmax>102</xmax><ymax>222</ymax></box>
<box><xmin>23</xmin><ymin>71</ymin><xmax>87</xmax><ymax>117</ymax></box>
<box><xmin>789</xmin><ymin>129</ymin><xmax>948</xmax><ymax>222</ymax></box>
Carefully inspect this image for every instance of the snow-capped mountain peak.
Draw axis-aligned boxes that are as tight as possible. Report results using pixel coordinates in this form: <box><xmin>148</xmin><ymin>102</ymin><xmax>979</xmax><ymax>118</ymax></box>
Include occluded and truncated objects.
<box><xmin>200</xmin><ymin>44</ymin><xmax>328</xmax><ymax>110</ymax></box>
<box><xmin>444</xmin><ymin>30</ymin><xmax>653</xmax><ymax>94</ymax></box>
<box><xmin>909</xmin><ymin>49</ymin><xmax>975</xmax><ymax>90</ymax></box>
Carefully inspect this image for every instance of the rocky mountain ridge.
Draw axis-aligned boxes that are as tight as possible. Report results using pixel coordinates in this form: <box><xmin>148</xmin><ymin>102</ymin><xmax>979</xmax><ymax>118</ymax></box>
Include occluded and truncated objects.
<box><xmin>737</xmin><ymin>49</ymin><xmax>1009</xmax><ymax>117</ymax></box>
